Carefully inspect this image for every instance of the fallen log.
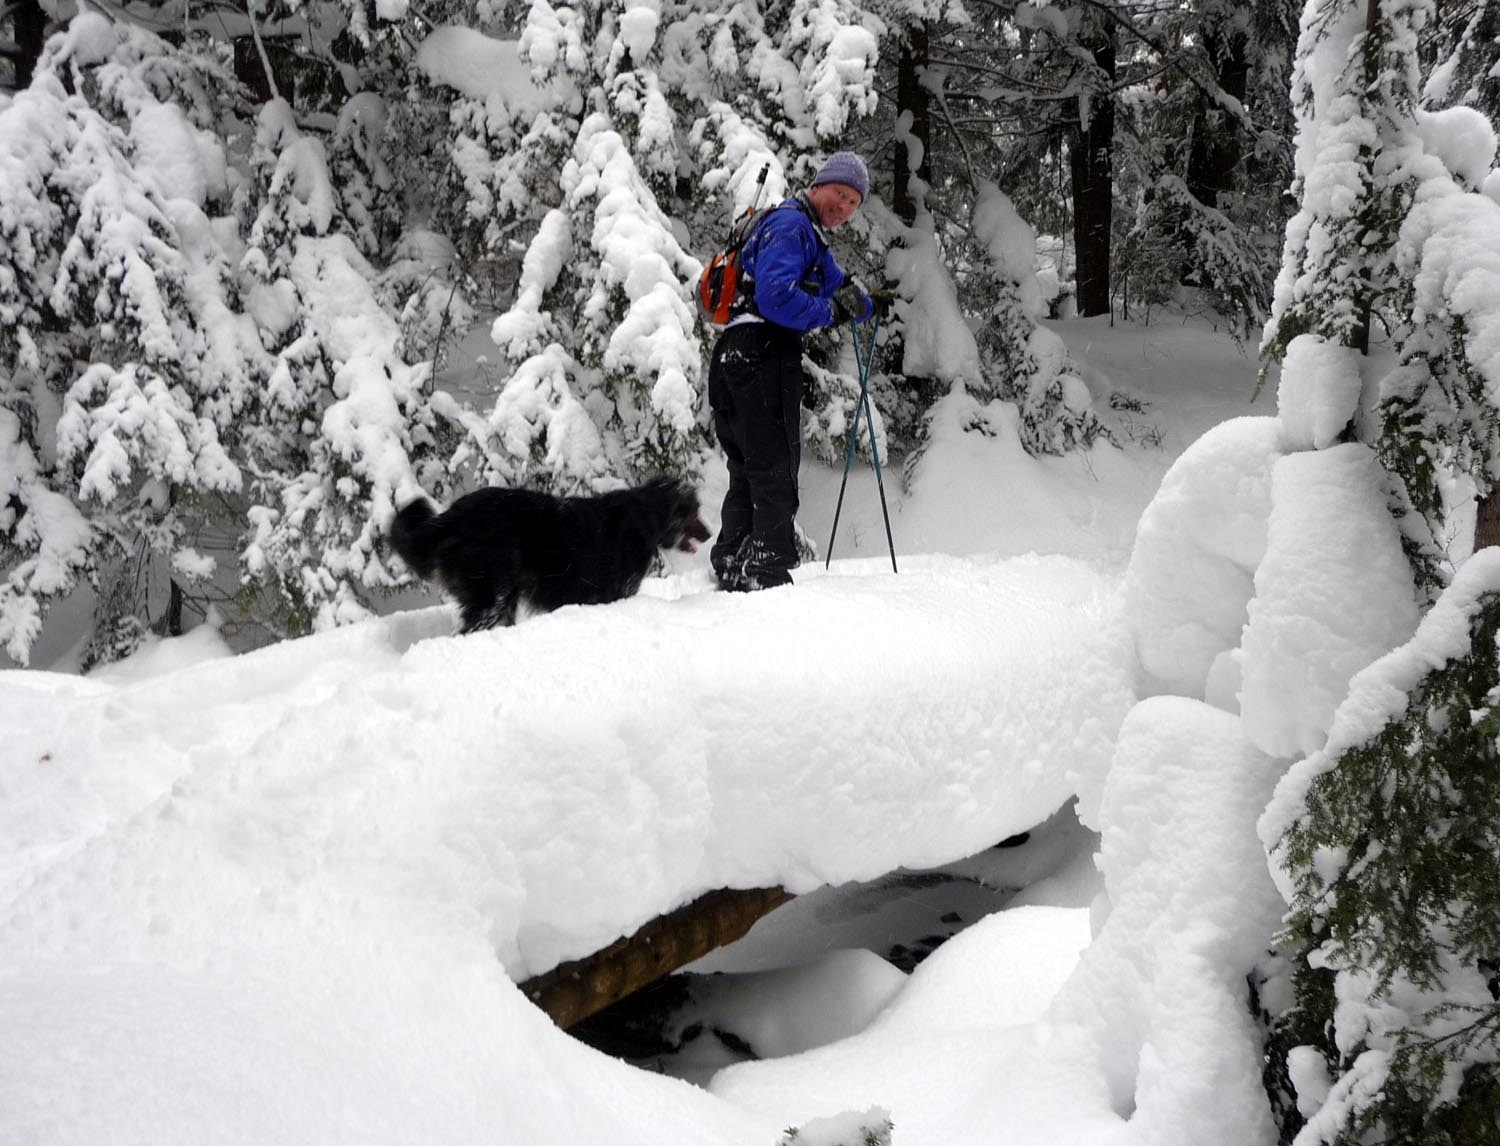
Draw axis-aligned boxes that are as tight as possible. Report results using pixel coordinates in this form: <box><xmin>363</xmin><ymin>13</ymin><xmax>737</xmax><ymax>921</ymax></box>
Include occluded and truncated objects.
<box><xmin>519</xmin><ymin>886</ymin><xmax>794</xmax><ymax>1029</ymax></box>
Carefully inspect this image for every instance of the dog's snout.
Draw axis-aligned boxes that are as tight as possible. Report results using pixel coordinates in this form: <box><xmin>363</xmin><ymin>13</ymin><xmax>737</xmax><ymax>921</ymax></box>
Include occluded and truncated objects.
<box><xmin>674</xmin><ymin>512</ymin><xmax>710</xmax><ymax>553</ymax></box>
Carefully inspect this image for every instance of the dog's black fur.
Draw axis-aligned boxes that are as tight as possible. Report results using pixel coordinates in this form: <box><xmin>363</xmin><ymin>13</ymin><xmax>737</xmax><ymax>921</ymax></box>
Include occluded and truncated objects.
<box><xmin>389</xmin><ymin>477</ymin><xmax>711</xmax><ymax>632</ymax></box>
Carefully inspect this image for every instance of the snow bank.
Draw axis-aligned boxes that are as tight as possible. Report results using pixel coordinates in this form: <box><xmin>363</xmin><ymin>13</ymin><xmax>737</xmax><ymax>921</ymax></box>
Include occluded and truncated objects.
<box><xmin>0</xmin><ymin>553</ymin><xmax>1132</xmax><ymax>1145</ymax></box>
<box><xmin>721</xmin><ymin>698</ymin><xmax>1286</xmax><ymax>1146</ymax></box>
<box><xmin>1239</xmin><ymin>444</ymin><xmax>1421</xmax><ymax>759</ymax></box>
<box><xmin>712</xmin><ymin>905</ymin><xmax>1093</xmax><ymax>1141</ymax></box>
<box><xmin>1122</xmin><ymin>416</ymin><xmax>1282</xmax><ymax>700</ymax></box>
<box><xmin>1</xmin><ymin>554</ymin><xmax>1131</xmax><ymax>971</ymax></box>
<box><xmin>1060</xmin><ymin>698</ymin><xmax>1286</xmax><ymax>1145</ymax></box>
<box><xmin>1260</xmin><ymin>546</ymin><xmax>1500</xmax><ymax>860</ymax></box>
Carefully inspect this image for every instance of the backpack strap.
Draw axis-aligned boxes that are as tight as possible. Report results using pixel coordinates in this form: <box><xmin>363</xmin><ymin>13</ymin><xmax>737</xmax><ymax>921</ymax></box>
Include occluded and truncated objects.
<box><xmin>734</xmin><ymin>197</ymin><xmax>824</xmax><ymax>319</ymax></box>
<box><xmin>742</xmin><ymin>196</ymin><xmax>820</xmax><ymax>262</ymax></box>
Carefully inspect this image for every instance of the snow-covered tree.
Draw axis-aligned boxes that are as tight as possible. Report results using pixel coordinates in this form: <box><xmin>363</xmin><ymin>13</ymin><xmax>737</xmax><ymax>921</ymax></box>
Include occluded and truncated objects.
<box><xmin>1104</xmin><ymin>0</ymin><xmax>1297</xmax><ymax>338</ymax></box>
<box><xmin>875</xmin><ymin>180</ymin><xmax>1106</xmax><ymax>497</ymax></box>
<box><xmin>1</xmin><ymin>12</ymin><xmax>461</xmax><ymax>663</ymax></box>
<box><xmin>1424</xmin><ymin>0</ymin><xmax>1500</xmax><ymax>123</ymax></box>
<box><xmin>1259</xmin><ymin>0</ymin><xmax>1498</xmax><ymax>594</ymax></box>
<box><xmin>416</xmin><ymin>31</ymin><xmax>561</xmax><ymax>292</ymax></box>
<box><xmin>329</xmin><ymin>92</ymin><xmax>401</xmax><ymax>260</ymax></box>
<box><xmin>1376</xmin><ymin>111</ymin><xmax>1500</xmax><ymax>590</ymax></box>
<box><xmin>1259</xmin><ymin>0</ymin><xmax>1427</xmax><ymax>361</ymax></box>
<box><xmin>235</xmin><ymin>100</ymin><xmax>449</xmax><ymax>635</ymax></box>
<box><xmin>1251</xmin><ymin>0</ymin><xmax>1500</xmax><ymax>1136</ymax></box>
<box><xmin>1263</xmin><ymin>553</ymin><xmax>1500</xmax><ymax>1145</ymax></box>
<box><xmin>422</xmin><ymin>0</ymin><xmax>886</xmax><ymax>493</ymax></box>
<box><xmin>0</xmin><ymin>15</ymin><xmax>244</xmax><ymax>666</ymax></box>
<box><xmin>969</xmin><ymin>184</ymin><xmax>1106</xmax><ymax>455</ymax></box>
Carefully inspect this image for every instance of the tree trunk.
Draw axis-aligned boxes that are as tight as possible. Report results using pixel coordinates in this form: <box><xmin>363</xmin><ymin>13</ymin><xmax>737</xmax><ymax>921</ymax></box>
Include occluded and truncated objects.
<box><xmin>1351</xmin><ymin>0</ymin><xmax>1381</xmax><ymax>353</ymax></box>
<box><xmin>519</xmin><ymin>886</ymin><xmax>794</xmax><ymax>1028</ymax></box>
<box><xmin>9</xmin><ymin>0</ymin><xmax>47</xmax><ymax>91</ymax></box>
<box><xmin>893</xmin><ymin>25</ymin><xmax>934</xmax><ymax>226</ymax></box>
<box><xmin>165</xmin><ymin>578</ymin><xmax>185</xmax><ymax>638</ymax></box>
<box><xmin>1474</xmin><ymin>490</ymin><xmax>1500</xmax><ymax>552</ymax></box>
<box><xmin>1068</xmin><ymin>24</ymin><xmax>1116</xmax><ymax>317</ymax></box>
<box><xmin>1185</xmin><ymin>27</ymin><xmax>1250</xmax><ymax>212</ymax></box>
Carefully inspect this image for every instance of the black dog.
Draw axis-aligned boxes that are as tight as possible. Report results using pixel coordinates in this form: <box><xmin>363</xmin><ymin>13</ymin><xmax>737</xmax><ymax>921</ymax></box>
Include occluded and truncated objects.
<box><xmin>389</xmin><ymin>477</ymin><xmax>710</xmax><ymax>632</ymax></box>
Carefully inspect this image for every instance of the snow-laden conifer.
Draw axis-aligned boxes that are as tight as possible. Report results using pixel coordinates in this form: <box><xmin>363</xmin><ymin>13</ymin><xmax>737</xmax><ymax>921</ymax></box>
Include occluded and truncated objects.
<box><xmin>1260</xmin><ymin>0</ymin><xmax>1427</xmax><ymax>359</ymax></box>
<box><xmin>235</xmin><ymin>100</ymin><xmax>445</xmax><ymax>635</ymax></box>
<box><xmin>888</xmin><ymin>182</ymin><xmax>1106</xmax><ymax>495</ymax></box>
<box><xmin>0</xmin><ymin>14</ymin><xmax>242</xmax><ymax>666</ymax></box>
<box><xmin>1254</xmin><ymin>0</ymin><xmax>1500</xmax><ymax>1136</ymax></box>
<box><xmin>1262</xmin><ymin>552</ymin><xmax>1500</xmax><ymax>1144</ymax></box>
<box><xmin>416</xmin><ymin>30</ymin><xmax>560</xmax><ymax>285</ymax></box>
<box><xmin>1258</xmin><ymin>0</ymin><xmax>1500</xmax><ymax>594</ymax></box>
<box><xmin>1423</xmin><ymin>0</ymin><xmax>1500</xmax><ymax>121</ymax></box>
<box><xmin>414</xmin><ymin>0</ymin><xmax>890</xmax><ymax>491</ymax></box>
<box><xmin>330</xmin><ymin>93</ymin><xmax>400</xmax><ymax>260</ymax></box>
<box><xmin>1104</xmin><ymin>0</ymin><xmax>1293</xmax><ymax>339</ymax></box>
<box><xmin>970</xmin><ymin>184</ymin><xmax>1106</xmax><ymax>455</ymax></box>
<box><xmin>1378</xmin><ymin>136</ymin><xmax>1500</xmax><ymax>592</ymax></box>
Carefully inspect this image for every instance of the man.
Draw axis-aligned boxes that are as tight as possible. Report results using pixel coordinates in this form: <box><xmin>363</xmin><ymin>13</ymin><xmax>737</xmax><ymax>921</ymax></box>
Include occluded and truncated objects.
<box><xmin>708</xmin><ymin>151</ymin><xmax>875</xmax><ymax>592</ymax></box>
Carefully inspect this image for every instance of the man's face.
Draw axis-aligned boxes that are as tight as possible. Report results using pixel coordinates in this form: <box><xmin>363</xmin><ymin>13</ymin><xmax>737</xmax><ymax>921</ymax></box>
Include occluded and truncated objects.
<box><xmin>807</xmin><ymin>182</ymin><xmax>863</xmax><ymax>229</ymax></box>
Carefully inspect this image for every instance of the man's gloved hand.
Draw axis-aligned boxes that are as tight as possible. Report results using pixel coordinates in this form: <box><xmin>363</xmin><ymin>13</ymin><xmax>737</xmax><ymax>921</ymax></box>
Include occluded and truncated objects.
<box><xmin>869</xmin><ymin>288</ymin><xmax>898</xmax><ymax>319</ymax></box>
<box><xmin>830</xmin><ymin>279</ymin><xmax>874</xmax><ymax>325</ymax></box>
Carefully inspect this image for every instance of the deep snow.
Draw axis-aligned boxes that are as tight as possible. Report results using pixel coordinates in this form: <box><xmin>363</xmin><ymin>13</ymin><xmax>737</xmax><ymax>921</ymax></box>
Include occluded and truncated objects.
<box><xmin>2</xmin><ymin>313</ymin><xmax>1287</xmax><ymax>1146</ymax></box>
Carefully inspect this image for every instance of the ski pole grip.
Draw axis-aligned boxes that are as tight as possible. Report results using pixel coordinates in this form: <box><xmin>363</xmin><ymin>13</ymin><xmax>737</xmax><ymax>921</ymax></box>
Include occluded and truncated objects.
<box><xmin>750</xmin><ymin>162</ymin><xmax>771</xmax><ymax>212</ymax></box>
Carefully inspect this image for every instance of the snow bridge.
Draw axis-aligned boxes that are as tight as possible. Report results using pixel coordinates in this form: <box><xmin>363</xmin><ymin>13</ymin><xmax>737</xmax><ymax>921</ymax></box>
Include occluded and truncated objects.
<box><xmin>3</xmin><ymin>553</ymin><xmax>1136</xmax><ymax>1033</ymax></box>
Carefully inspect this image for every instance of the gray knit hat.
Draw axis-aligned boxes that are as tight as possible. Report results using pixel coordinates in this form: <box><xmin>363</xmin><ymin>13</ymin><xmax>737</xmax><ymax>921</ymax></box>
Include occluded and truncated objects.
<box><xmin>810</xmin><ymin>152</ymin><xmax>870</xmax><ymax>201</ymax></box>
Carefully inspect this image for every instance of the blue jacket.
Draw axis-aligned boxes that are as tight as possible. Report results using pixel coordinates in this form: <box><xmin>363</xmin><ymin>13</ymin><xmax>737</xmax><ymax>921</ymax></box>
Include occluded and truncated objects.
<box><xmin>741</xmin><ymin>196</ymin><xmax>849</xmax><ymax>331</ymax></box>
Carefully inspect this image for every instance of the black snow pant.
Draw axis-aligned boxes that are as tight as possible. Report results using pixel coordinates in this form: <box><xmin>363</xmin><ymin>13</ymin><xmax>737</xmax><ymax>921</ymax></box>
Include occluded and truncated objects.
<box><xmin>707</xmin><ymin>321</ymin><xmax>805</xmax><ymax>591</ymax></box>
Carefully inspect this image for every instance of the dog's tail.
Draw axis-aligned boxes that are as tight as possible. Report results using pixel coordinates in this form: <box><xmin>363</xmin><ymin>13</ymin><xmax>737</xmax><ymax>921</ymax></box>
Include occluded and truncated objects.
<box><xmin>389</xmin><ymin>497</ymin><xmax>442</xmax><ymax>581</ymax></box>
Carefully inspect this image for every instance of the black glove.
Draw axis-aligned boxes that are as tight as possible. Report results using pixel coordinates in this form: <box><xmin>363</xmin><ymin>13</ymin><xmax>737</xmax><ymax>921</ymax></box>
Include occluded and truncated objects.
<box><xmin>830</xmin><ymin>280</ymin><xmax>874</xmax><ymax>325</ymax></box>
<box><xmin>869</xmin><ymin>288</ymin><xmax>898</xmax><ymax>319</ymax></box>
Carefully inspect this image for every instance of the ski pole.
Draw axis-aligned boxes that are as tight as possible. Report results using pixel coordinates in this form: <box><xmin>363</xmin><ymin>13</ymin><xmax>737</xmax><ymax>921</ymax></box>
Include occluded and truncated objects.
<box><xmin>747</xmin><ymin>161</ymin><xmax>770</xmax><ymax>215</ymax></box>
<box><xmin>863</xmin><ymin>371</ymin><xmax>898</xmax><ymax>574</ymax></box>
<box><xmin>826</xmin><ymin>347</ymin><xmax>866</xmax><ymax>568</ymax></box>
<box><xmin>825</xmin><ymin>313</ymin><xmax>897</xmax><ymax>573</ymax></box>
<box><xmin>857</xmin><ymin>319</ymin><xmax>898</xmax><ymax>573</ymax></box>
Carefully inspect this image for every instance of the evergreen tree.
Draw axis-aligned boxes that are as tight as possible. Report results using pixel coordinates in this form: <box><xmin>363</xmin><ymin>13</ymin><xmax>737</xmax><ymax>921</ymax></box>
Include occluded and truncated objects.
<box><xmin>422</xmin><ymin>32</ymin><xmax>562</xmax><ymax>295</ymax></box>
<box><xmin>1108</xmin><ymin>0</ymin><xmax>1296</xmax><ymax>338</ymax></box>
<box><xmin>1264</xmin><ymin>555</ymin><xmax>1500</xmax><ymax>1144</ymax></box>
<box><xmin>970</xmin><ymin>182</ymin><xmax>1106</xmax><ymax>455</ymax></box>
<box><xmin>235</xmin><ymin>100</ymin><xmax>451</xmax><ymax>635</ymax></box>
<box><xmin>1256</xmin><ymin>0</ymin><xmax>1500</xmax><ymax>1136</ymax></box>
<box><xmin>2</xmin><ymin>15</ymin><xmax>456</xmax><ymax>663</ymax></box>
<box><xmin>438</xmin><ymin>0</ymin><xmax>883</xmax><ymax>493</ymax></box>
<box><xmin>329</xmin><ymin>92</ymin><xmax>401</xmax><ymax>260</ymax></box>
<box><xmin>1375</xmin><ymin>124</ymin><xmax>1500</xmax><ymax>594</ymax></box>
<box><xmin>0</xmin><ymin>15</ymin><xmax>243</xmax><ymax>666</ymax></box>
<box><xmin>1259</xmin><ymin>0</ymin><xmax>1425</xmax><ymax>360</ymax></box>
<box><xmin>1423</xmin><ymin>0</ymin><xmax>1500</xmax><ymax>122</ymax></box>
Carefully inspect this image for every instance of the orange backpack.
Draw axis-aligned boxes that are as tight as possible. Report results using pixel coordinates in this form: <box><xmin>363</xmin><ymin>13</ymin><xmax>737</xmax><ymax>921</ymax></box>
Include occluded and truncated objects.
<box><xmin>696</xmin><ymin>205</ymin><xmax>775</xmax><ymax>326</ymax></box>
<box><xmin>697</xmin><ymin>163</ymin><xmax>783</xmax><ymax>327</ymax></box>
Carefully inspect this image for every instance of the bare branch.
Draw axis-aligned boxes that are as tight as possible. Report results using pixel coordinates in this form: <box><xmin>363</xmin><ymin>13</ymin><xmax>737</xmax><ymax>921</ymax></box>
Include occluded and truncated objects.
<box><xmin>244</xmin><ymin>0</ymin><xmax>280</xmax><ymax>102</ymax></box>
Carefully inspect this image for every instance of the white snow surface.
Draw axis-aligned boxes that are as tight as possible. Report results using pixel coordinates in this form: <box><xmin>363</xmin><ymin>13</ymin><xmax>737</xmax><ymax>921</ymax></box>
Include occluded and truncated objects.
<box><xmin>1239</xmin><ymin>444</ymin><xmax>1421</xmax><ymax>759</ymax></box>
<box><xmin>414</xmin><ymin>29</ymin><xmax>548</xmax><ymax>112</ymax></box>
<box><xmin>6</xmin><ymin>311</ymin><xmax>1439</xmax><ymax>1146</ymax></box>
<box><xmin>1276</xmin><ymin>334</ymin><xmax>1361</xmax><ymax>450</ymax></box>
<box><xmin>1123</xmin><ymin>415</ymin><xmax>1282</xmax><ymax>700</ymax></box>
